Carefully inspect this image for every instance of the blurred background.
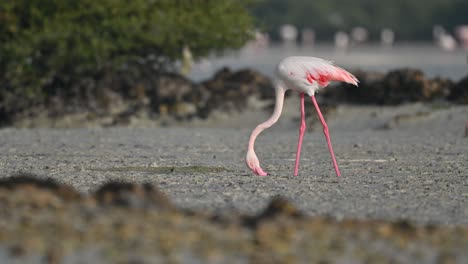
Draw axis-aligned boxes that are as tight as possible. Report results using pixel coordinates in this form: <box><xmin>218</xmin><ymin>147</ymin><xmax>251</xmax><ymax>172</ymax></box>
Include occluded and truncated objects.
<box><xmin>0</xmin><ymin>0</ymin><xmax>467</xmax><ymax>128</ymax></box>
<box><xmin>192</xmin><ymin>0</ymin><xmax>468</xmax><ymax>81</ymax></box>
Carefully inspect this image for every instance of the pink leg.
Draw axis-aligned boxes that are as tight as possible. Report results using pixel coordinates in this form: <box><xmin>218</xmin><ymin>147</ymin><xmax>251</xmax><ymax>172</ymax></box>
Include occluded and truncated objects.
<box><xmin>294</xmin><ymin>93</ymin><xmax>306</xmax><ymax>176</ymax></box>
<box><xmin>310</xmin><ymin>96</ymin><xmax>341</xmax><ymax>177</ymax></box>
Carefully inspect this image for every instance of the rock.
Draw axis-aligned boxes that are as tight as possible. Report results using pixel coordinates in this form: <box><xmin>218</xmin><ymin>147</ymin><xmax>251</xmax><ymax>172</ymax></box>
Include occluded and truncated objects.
<box><xmin>0</xmin><ymin>173</ymin><xmax>81</xmax><ymax>209</ymax></box>
<box><xmin>94</xmin><ymin>182</ymin><xmax>174</xmax><ymax>210</ymax></box>
<box><xmin>0</xmin><ymin>173</ymin><xmax>81</xmax><ymax>201</ymax></box>
<box><xmin>449</xmin><ymin>75</ymin><xmax>468</xmax><ymax>104</ymax></box>
<box><xmin>223</xmin><ymin>68</ymin><xmax>275</xmax><ymax>100</ymax></box>
<box><xmin>200</xmin><ymin>67</ymin><xmax>274</xmax><ymax>116</ymax></box>
<box><xmin>322</xmin><ymin>69</ymin><xmax>454</xmax><ymax>105</ymax></box>
<box><xmin>244</xmin><ymin>196</ymin><xmax>303</xmax><ymax>228</ymax></box>
<box><xmin>134</xmin><ymin>68</ymin><xmax>274</xmax><ymax>120</ymax></box>
<box><xmin>259</xmin><ymin>196</ymin><xmax>302</xmax><ymax>219</ymax></box>
<box><xmin>148</xmin><ymin>72</ymin><xmax>195</xmax><ymax>114</ymax></box>
<box><xmin>321</xmin><ymin>70</ymin><xmax>385</xmax><ymax>104</ymax></box>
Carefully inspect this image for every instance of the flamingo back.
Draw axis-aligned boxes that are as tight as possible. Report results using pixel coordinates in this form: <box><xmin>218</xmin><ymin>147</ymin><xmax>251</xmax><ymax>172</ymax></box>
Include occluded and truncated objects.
<box><xmin>277</xmin><ymin>56</ymin><xmax>358</xmax><ymax>95</ymax></box>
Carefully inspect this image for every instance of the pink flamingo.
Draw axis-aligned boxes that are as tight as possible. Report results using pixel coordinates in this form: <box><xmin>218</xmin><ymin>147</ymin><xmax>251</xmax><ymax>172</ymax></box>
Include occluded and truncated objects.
<box><xmin>246</xmin><ymin>56</ymin><xmax>358</xmax><ymax>177</ymax></box>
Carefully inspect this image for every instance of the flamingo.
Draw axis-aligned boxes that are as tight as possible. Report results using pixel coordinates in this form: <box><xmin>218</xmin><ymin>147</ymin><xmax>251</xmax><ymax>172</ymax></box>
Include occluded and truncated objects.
<box><xmin>246</xmin><ymin>56</ymin><xmax>358</xmax><ymax>177</ymax></box>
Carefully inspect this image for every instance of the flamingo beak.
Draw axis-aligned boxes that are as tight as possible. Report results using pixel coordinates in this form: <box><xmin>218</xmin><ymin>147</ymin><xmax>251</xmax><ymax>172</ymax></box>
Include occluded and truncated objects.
<box><xmin>253</xmin><ymin>166</ymin><xmax>268</xmax><ymax>176</ymax></box>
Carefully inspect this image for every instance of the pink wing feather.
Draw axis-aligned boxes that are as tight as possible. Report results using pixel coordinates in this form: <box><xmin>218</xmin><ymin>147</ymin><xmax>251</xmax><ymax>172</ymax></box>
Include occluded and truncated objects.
<box><xmin>282</xmin><ymin>56</ymin><xmax>359</xmax><ymax>87</ymax></box>
<box><xmin>301</xmin><ymin>57</ymin><xmax>358</xmax><ymax>86</ymax></box>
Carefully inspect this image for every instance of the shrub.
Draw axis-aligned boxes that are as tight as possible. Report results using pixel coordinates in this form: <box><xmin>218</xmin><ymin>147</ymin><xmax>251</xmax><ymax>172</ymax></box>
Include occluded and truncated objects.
<box><xmin>0</xmin><ymin>0</ymin><xmax>255</xmax><ymax>119</ymax></box>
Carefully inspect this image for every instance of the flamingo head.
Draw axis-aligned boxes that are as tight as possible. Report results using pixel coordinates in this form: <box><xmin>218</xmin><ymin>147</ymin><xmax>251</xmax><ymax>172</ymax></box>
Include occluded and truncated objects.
<box><xmin>246</xmin><ymin>150</ymin><xmax>268</xmax><ymax>176</ymax></box>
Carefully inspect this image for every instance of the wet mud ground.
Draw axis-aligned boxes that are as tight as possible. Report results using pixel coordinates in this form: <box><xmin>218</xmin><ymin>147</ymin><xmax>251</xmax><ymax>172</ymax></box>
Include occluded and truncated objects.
<box><xmin>0</xmin><ymin>103</ymin><xmax>467</xmax><ymax>263</ymax></box>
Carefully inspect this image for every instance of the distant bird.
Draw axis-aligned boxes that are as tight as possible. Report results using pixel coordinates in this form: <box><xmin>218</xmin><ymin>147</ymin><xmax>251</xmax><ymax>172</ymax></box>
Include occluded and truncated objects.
<box><xmin>380</xmin><ymin>28</ymin><xmax>395</xmax><ymax>47</ymax></box>
<box><xmin>246</xmin><ymin>56</ymin><xmax>358</xmax><ymax>177</ymax></box>
<box><xmin>334</xmin><ymin>31</ymin><xmax>349</xmax><ymax>51</ymax></box>
<box><xmin>437</xmin><ymin>33</ymin><xmax>457</xmax><ymax>51</ymax></box>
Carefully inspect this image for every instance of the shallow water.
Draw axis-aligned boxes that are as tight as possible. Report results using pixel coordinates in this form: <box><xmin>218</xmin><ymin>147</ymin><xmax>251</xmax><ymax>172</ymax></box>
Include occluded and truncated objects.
<box><xmin>189</xmin><ymin>43</ymin><xmax>468</xmax><ymax>81</ymax></box>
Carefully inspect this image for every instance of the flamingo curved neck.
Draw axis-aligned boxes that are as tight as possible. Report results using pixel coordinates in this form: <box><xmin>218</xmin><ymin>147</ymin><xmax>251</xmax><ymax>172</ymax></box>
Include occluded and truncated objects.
<box><xmin>248</xmin><ymin>83</ymin><xmax>286</xmax><ymax>152</ymax></box>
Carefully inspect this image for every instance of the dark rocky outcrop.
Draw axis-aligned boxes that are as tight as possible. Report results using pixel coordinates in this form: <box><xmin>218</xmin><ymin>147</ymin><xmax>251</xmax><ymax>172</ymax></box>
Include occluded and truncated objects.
<box><xmin>321</xmin><ymin>68</ymin><xmax>455</xmax><ymax>105</ymax></box>
<box><xmin>1</xmin><ymin>67</ymin><xmax>466</xmax><ymax>127</ymax></box>
<box><xmin>0</xmin><ymin>68</ymin><xmax>274</xmax><ymax>127</ymax></box>
<box><xmin>448</xmin><ymin>75</ymin><xmax>468</xmax><ymax>104</ymax></box>
<box><xmin>199</xmin><ymin>67</ymin><xmax>274</xmax><ymax>117</ymax></box>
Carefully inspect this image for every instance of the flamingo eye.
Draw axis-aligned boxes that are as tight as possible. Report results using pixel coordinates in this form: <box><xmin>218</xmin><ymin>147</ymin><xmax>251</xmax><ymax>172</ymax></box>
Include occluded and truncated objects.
<box><xmin>289</xmin><ymin>72</ymin><xmax>294</xmax><ymax>76</ymax></box>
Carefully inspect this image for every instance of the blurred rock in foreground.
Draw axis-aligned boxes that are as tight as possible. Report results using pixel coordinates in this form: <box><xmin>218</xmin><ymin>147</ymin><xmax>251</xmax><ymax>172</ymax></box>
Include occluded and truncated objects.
<box><xmin>0</xmin><ymin>174</ymin><xmax>467</xmax><ymax>263</ymax></box>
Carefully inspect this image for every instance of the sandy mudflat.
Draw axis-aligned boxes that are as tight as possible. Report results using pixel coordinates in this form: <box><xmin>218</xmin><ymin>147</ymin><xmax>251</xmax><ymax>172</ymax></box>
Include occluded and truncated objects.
<box><xmin>1</xmin><ymin>102</ymin><xmax>467</xmax><ymax>224</ymax></box>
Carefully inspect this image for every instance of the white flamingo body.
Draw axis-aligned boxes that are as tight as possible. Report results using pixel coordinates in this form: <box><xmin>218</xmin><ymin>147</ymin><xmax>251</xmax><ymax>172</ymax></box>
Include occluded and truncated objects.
<box><xmin>246</xmin><ymin>56</ymin><xmax>358</xmax><ymax>177</ymax></box>
<box><xmin>277</xmin><ymin>56</ymin><xmax>358</xmax><ymax>96</ymax></box>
